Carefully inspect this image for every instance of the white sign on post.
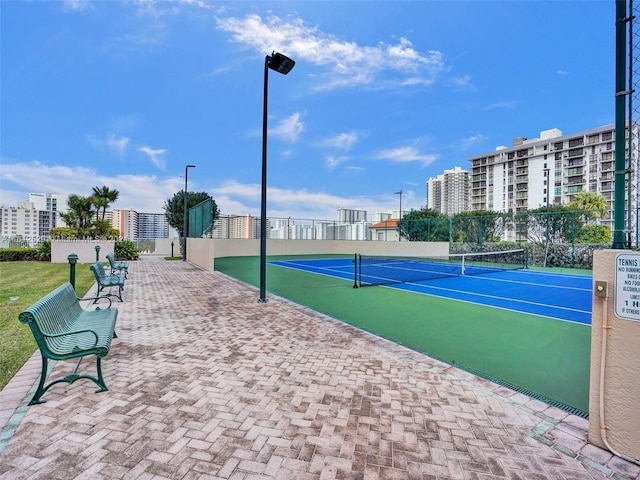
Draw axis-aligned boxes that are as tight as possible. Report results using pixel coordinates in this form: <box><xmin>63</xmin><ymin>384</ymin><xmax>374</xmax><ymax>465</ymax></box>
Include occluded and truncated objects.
<box><xmin>615</xmin><ymin>253</ymin><xmax>640</xmax><ymax>322</ymax></box>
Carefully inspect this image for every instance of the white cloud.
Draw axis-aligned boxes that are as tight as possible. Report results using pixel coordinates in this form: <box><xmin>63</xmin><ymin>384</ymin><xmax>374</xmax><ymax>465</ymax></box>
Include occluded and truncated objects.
<box><xmin>107</xmin><ymin>134</ymin><xmax>130</xmax><ymax>155</ymax></box>
<box><xmin>138</xmin><ymin>146</ymin><xmax>167</xmax><ymax>169</ymax></box>
<box><xmin>321</xmin><ymin>132</ymin><xmax>359</xmax><ymax>151</ymax></box>
<box><xmin>216</xmin><ymin>14</ymin><xmax>447</xmax><ymax>90</ymax></box>
<box><xmin>87</xmin><ymin>133</ymin><xmax>130</xmax><ymax>155</ymax></box>
<box><xmin>374</xmin><ymin>146</ymin><xmax>437</xmax><ymax>167</ymax></box>
<box><xmin>63</xmin><ymin>0</ymin><xmax>92</xmax><ymax>12</ymax></box>
<box><xmin>0</xmin><ymin>161</ymin><xmax>421</xmax><ymax>221</ymax></box>
<box><xmin>557</xmin><ymin>70</ymin><xmax>570</xmax><ymax>75</ymax></box>
<box><xmin>215</xmin><ymin>179</ymin><xmax>404</xmax><ymax>220</ymax></box>
<box><xmin>450</xmin><ymin>75</ymin><xmax>474</xmax><ymax>91</ymax></box>
<box><xmin>269</xmin><ymin>112</ymin><xmax>304</xmax><ymax>142</ymax></box>
<box><xmin>326</xmin><ymin>155</ymin><xmax>350</xmax><ymax>170</ymax></box>
<box><xmin>459</xmin><ymin>133</ymin><xmax>487</xmax><ymax>150</ymax></box>
<box><xmin>0</xmin><ymin>161</ymin><xmax>181</xmax><ymax>213</ymax></box>
<box><xmin>484</xmin><ymin>101</ymin><xmax>515</xmax><ymax>110</ymax></box>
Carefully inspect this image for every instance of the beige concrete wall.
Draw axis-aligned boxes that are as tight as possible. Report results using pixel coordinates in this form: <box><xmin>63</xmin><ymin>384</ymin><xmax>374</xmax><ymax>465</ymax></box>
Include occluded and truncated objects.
<box><xmin>51</xmin><ymin>240</ymin><xmax>114</xmax><ymax>264</ymax></box>
<box><xmin>184</xmin><ymin>238</ymin><xmax>450</xmax><ymax>272</ymax></box>
<box><xmin>187</xmin><ymin>238</ymin><xmax>216</xmax><ymax>271</ymax></box>
<box><xmin>589</xmin><ymin>250</ymin><xmax>640</xmax><ymax>461</ymax></box>
<box><xmin>156</xmin><ymin>238</ymin><xmax>181</xmax><ymax>256</ymax></box>
<box><xmin>209</xmin><ymin>238</ymin><xmax>449</xmax><ymax>258</ymax></box>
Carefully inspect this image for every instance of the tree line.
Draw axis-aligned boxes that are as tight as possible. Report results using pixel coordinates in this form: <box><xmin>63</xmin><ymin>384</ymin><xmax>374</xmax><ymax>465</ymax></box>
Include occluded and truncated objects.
<box><xmin>398</xmin><ymin>191</ymin><xmax>612</xmax><ymax>245</ymax></box>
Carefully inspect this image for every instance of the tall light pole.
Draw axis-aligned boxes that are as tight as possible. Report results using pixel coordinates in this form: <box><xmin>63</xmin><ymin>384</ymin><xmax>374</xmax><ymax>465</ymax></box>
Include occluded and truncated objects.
<box><xmin>183</xmin><ymin>164</ymin><xmax>196</xmax><ymax>261</ymax></box>
<box><xmin>395</xmin><ymin>190</ymin><xmax>403</xmax><ymax>241</ymax></box>
<box><xmin>260</xmin><ymin>52</ymin><xmax>295</xmax><ymax>303</ymax></box>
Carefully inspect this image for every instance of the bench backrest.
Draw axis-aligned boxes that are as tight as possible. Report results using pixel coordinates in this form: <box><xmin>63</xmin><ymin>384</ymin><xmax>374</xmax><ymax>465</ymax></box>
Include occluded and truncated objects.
<box><xmin>19</xmin><ymin>283</ymin><xmax>83</xmax><ymax>351</ymax></box>
<box><xmin>91</xmin><ymin>261</ymin><xmax>108</xmax><ymax>279</ymax></box>
<box><xmin>106</xmin><ymin>253</ymin><xmax>116</xmax><ymax>267</ymax></box>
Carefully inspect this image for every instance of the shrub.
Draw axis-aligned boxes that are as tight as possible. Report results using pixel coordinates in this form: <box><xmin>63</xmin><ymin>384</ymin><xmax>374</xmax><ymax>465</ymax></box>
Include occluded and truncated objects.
<box><xmin>36</xmin><ymin>240</ymin><xmax>51</xmax><ymax>261</ymax></box>
<box><xmin>0</xmin><ymin>248</ymin><xmax>39</xmax><ymax>261</ymax></box>
<box><xmin>114</xmin><ymin>240</ymin><xmax>139</xmax><ymax>260</ymax></box>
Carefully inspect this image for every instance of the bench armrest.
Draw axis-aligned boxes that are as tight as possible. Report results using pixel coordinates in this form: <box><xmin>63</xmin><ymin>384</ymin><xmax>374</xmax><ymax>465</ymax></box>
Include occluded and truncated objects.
<box><xmin>42</xmin><ymin>328</ymin><xmax>100</xmax><ymax>348</ymax></box>
<box><xmin>78</xmin><ymin>295</ymin><xmax>113</xmax><ymax>309</ymax></box>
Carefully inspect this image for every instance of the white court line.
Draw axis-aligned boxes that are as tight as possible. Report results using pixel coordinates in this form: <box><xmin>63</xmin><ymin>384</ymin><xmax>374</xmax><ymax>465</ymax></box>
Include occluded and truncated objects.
<box><xmin>399</xmin><ymin>281</ymin><xmax>591</xmax><ymax>315</ymax></box>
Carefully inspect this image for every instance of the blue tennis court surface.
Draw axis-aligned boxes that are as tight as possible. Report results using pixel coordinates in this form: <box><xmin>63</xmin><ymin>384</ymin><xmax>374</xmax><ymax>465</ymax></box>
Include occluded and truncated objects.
<box><xmin>270</xmin><ymin>257</ymin><xmax>593</xmax><ymax>325</ymax></box>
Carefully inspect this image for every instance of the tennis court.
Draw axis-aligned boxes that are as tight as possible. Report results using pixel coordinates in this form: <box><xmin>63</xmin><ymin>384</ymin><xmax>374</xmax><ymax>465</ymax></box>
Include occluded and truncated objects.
<box><xmin>215</xmin><ymin>254</ymin><xmax>593</xmax><ymax>415</ymax></box>
<box><xmin>270</xmin><ymin>256</ymin><xmax>593</xmax><ymax>325</ymax></box>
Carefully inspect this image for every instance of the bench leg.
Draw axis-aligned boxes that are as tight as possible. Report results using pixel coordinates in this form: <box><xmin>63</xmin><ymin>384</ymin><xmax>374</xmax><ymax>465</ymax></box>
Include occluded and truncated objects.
<box><xmin>29</xmin><ymin>354</ymin><xmax>51</xmax><ymax>405</ymax></box>
<box><xmin>94</xmin><ymin>284</ymin><xmax>123</xmax><ymax>302</ymax></box>
<box><xmin>94</xmin><ymin>357</ymin><xmax>108</xmax><ymax>393</ymax></box>
<box><xmin>28</xmin><ymin>355</ymin><xmax>109</xmax><ymax>405</ymax></box>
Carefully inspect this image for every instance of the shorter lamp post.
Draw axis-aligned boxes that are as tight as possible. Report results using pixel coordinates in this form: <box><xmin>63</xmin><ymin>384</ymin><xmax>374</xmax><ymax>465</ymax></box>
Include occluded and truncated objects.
<box><xmin>68</xmin><ymin>253</ymin><xmax>79</xmax><ymax>289</ymax></box>
<box><xmin>171</xmin><ymin>240</ymin><xmax>175</xmax><ymax>258</ymax></box>
<box><xmin>95</xmin><ymin>245</ymin><xmax>101</xmax><ymax>262</ymax></box>
<box><xmin>183</xmin><ymin>164</ymin><xmax>196</xmax><ymax>261</ymax></box>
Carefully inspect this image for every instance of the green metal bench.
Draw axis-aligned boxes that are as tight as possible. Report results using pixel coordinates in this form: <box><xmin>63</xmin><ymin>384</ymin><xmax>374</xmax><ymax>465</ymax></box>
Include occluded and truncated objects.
<box><xmin>106</xmin><ymin>252</ymin><xmax>129</xmax><ymax>278</ymax></box>
<box><xmin>18</xmin><ymin>283</ymin><xmax>118</xmax><ymax>405</ymax></box>
<box><xmin>90</xmin><ymin>261</ymin><xmax>125</xmax><ymax>301</ymax></box>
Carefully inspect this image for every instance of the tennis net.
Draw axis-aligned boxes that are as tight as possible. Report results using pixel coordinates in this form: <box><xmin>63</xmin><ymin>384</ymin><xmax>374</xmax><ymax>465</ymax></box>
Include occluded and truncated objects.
<box><xmin>355</xmin><ymin>249</ymin><xmax>526</xmax><ymax>287</ymax></box>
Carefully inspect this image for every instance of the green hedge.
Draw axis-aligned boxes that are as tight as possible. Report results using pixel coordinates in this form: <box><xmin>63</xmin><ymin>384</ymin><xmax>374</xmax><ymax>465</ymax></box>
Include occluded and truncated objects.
<box><xmin>0</xmin><ymin>248</ymin><xmax>40</xmax><ymax>261</ymax></box>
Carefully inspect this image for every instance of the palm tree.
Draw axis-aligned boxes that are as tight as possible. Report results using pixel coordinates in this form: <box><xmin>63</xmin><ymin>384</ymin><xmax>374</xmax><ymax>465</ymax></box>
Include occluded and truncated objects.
<box><xmin>60</xmin><ymin>194</ymin><xmax>95</xmax><ymax>236</ymax></box>
<box><xmin>92</xmin><ymin>185</ymin><xmax>120</xmax><ymax>219</ymax></box>
<box><xmin>91</xmin><ymin>195</ymin><xmax>108</xmax><ymax>221</ymax></box>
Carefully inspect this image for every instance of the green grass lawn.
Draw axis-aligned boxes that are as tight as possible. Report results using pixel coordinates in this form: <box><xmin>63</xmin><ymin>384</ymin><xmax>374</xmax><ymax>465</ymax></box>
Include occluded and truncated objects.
<box><xmin>0</xmin><ymin>262</ymin><xmax>97</xmax><ymax>390</ymax></box>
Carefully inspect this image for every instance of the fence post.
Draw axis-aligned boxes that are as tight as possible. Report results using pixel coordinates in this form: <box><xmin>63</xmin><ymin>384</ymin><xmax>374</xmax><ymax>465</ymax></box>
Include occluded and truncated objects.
<box><xmin>571</xmin><ymin>211</ymin><xmax>576</xmax><ymax>266</ymax></box>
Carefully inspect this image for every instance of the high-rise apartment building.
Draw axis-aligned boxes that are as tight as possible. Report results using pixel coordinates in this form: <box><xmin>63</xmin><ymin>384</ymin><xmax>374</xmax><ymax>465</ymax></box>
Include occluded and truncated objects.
<box><xmin>137</xmin><ymin>212</ymin><xmax>169</xmax><ymax>239</ymax></box>
<box><xmin>214</xmin><ymin>215</ymin><xmax>266</xmax><ymax>239</ymax></box>
<box><xmin>111</xmin><ymin>209</ymin><xmax>138</xmax><ymax>241</ymax></box>
<box><xmin>337</xmin><ymin>208</ymin><xmax>367</xmax><ymax>223</ymax></box>
<box><xmin>0</xmin><ymin>201</ymin><xmax>55</xmax><ymax>245</ymax></box>
<box><xmin>426</xmin><ymin>166</ymin><xmax>470</xmax><ymax>215</ymax></box>
<box><xmin>468</xmin><ymin>124</ymin><xmax>639</xmax><ymax>237</ymax></box>
<box><xmin>28</xmin><ymin>193</ymin><xmax>68</xmax><ymax>227</ymax></box>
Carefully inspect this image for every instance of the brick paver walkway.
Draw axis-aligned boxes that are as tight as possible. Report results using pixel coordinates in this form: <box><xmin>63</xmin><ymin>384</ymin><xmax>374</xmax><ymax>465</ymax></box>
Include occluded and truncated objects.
<box><xmin>1</xmin><ymin>256</ymin><xmax>639</xmax><ymax>479</ymax></box>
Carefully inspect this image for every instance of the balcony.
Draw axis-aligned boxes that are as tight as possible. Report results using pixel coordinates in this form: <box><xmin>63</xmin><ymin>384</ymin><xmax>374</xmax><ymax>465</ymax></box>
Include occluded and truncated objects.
<box><xmin>566</xmin><ymin>177</ymin><xmax>586</xmax><ymax>185</ymax></box>
<box><xmin>565</xmin><ymin>158</ymin><xmax>584</xmax><ymax>167</ymax></box>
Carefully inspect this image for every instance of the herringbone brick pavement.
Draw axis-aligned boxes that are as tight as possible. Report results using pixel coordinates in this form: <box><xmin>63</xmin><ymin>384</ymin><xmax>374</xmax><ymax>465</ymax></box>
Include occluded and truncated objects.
<box><xmin>1</xmin><ymin>256</ymin><xmax>639</xmax><ymax>480</ymax></box>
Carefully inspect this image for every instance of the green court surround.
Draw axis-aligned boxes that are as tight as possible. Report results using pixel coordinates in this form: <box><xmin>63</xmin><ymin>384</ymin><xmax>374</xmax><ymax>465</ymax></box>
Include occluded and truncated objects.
<box><xmin>215</xmin><ymin>255</ymin><xmax>592</xmax><ymax>414</ymax></box>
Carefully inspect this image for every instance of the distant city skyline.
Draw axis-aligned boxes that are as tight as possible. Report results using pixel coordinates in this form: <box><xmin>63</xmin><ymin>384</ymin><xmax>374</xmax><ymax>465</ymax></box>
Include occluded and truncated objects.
<box><xmin>1</xmin><ymin>1</ymin><xmax>615</xmax><ymax>219</ymax></box>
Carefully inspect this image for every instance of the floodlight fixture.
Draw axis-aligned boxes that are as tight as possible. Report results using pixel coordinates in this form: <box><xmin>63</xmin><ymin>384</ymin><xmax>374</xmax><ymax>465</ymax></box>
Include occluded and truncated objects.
<box><xmin>267</xmin><ymin>52</ymin><xmax>295</xmax><ymax>75</ymax></box>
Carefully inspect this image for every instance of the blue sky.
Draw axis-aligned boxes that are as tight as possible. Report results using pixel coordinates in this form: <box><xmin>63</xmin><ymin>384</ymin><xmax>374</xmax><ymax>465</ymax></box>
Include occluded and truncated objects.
<box><xmin>1</xmin><ymin>0</ymin><xmax>615</xmax><ymax>221</ymax></box>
